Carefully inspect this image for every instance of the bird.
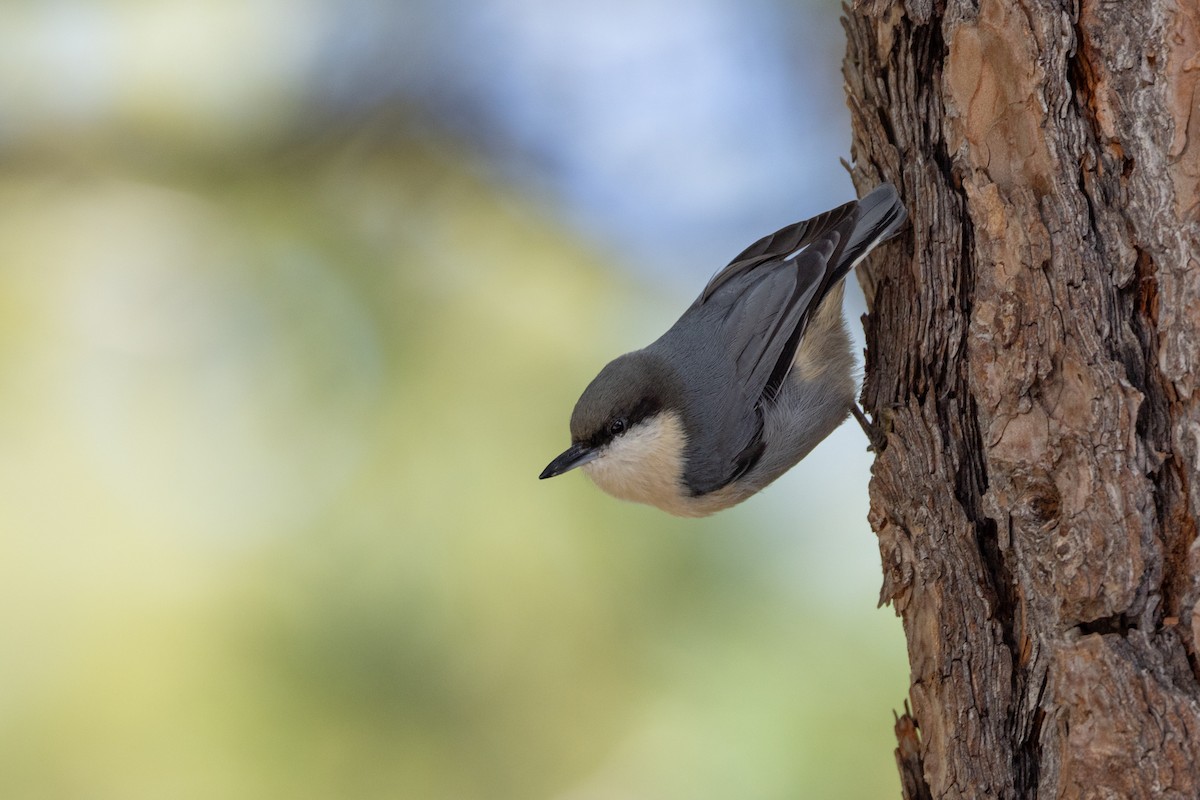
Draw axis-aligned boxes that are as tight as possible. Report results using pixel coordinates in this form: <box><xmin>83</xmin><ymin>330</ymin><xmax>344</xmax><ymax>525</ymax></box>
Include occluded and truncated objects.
<box><xmin>539</xmin><ymin>184</ymin><xmax>907</xmax><ymax>516</ymax></box>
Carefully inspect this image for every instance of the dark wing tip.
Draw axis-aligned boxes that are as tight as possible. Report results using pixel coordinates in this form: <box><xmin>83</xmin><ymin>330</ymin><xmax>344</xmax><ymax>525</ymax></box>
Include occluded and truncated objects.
<box><xmin>697</xmin><ymin>201</ymin><xmax>857</xmax><ymax>306</ymax></box>
<box><xmin>854</xmin><ymin>183</ymin><xmax>908</xmax><ymax>247</ymax></box>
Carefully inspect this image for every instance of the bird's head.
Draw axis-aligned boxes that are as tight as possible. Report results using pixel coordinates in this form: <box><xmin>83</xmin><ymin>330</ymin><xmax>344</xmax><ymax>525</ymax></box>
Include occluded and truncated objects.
<box><xmin>539</xmin><ymin>352</ymin><xmax>684</xmax><ymax>487</ymax></box>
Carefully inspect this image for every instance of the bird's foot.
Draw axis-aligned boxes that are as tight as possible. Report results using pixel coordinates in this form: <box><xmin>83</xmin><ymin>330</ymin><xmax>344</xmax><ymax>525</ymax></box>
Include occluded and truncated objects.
<box><xmin>849</xmin><ymin>403</ymin><xmax>887</xmax><ymax>453</ymax></box>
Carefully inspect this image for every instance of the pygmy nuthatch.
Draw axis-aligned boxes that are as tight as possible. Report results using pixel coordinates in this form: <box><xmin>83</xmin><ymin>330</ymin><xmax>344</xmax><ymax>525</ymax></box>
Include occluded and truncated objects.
<box><xmin>540</xmin><ymin>184</ymin><xmax>907</xmax><ymax>516</ymax></box>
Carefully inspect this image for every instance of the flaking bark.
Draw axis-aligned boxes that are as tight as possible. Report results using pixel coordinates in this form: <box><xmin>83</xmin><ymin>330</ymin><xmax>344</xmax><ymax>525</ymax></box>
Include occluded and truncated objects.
<box><xmin>841</xmin><ymin>0</ymin><xmax>1200</xmax><ymax>797</ymax></box>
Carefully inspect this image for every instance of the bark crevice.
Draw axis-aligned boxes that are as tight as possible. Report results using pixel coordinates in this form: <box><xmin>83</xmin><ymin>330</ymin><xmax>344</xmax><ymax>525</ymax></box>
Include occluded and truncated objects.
<box><xmin>843</xmin><ymin>0</ymin><xmax>1200</xmax><ymax>796</ymax></box>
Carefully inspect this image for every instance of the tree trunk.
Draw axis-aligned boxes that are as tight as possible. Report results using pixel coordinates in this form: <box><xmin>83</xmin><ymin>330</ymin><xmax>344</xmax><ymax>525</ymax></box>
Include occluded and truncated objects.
<box><xmin>841</xmin><ymin>1</ymin><xmax>1200</xmax><ymax>797</ymax></box>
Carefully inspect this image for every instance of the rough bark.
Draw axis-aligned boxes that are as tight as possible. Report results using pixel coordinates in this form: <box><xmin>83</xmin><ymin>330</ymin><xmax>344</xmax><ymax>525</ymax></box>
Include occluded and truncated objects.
<box><xmin>841</xmin><ymin>0</ymin><xmax>1200</xmax><ymax>797</ymax></box>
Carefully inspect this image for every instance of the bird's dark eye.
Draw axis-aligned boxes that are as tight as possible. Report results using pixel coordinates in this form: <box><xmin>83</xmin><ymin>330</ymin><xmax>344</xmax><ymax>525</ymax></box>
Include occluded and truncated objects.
<box><xmin>608</xmin><ymin>417</ymin><xmax>628</xmax><ymax>436</ymax></box>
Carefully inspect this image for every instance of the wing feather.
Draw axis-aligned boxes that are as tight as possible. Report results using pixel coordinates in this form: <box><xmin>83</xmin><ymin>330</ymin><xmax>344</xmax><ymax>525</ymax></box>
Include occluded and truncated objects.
<box><xmin>654</xmin><ymin>184</ymin><xmax>907</xmax><ymax>496</ymax></box>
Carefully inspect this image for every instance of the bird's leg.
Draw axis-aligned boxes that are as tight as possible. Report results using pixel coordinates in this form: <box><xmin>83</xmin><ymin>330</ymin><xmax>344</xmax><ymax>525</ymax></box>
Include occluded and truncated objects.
<box><xmin>849</xmin><ymin>402</ymin><xmax>887</xmax><ymax>453</ymax></box>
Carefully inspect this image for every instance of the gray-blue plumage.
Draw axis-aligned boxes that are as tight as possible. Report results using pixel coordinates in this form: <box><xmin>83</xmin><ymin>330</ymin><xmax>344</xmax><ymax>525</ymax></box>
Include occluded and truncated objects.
<box><xmin>544</xmin><ymin>184</ymin><xmax>907</xmax><ymax>515</ymax></box>
<box><xmin>652</xmin><ymin>183</ymin><xmax>904</xmax><ymax>494</ymax></box>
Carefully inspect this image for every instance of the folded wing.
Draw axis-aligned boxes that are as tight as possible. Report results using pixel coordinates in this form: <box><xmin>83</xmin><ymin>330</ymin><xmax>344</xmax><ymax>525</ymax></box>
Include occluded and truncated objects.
<box><xmin>663</xmin><ymin>184</ymin><xmax>906</xmax><ymax>495</ymax></box>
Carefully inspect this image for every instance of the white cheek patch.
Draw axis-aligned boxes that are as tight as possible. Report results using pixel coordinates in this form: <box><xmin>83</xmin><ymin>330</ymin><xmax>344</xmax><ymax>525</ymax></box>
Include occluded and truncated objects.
<box><xmin>582</xmin><ymin>412</ymin><xmax>688</xmax><ymax>508</ymax></box>
<box><xmin>579</xmin><ymin>411</ymin><xmax>752</xmax><ymax>517</ymax></box>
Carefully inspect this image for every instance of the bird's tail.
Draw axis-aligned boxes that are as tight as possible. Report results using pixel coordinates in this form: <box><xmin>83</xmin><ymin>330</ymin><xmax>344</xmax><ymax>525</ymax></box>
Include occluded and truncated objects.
<box><xmin>840</xmin><ymin>183</ymin><xmax>908</xmax><ymax>273</ymax></box>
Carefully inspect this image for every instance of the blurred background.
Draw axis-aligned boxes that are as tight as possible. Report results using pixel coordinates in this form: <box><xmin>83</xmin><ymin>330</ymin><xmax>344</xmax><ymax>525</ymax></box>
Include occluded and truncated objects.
<box><xmin>0</xmin><ymin>1</ymin><xmax>909</xmax><ymax>797</ymax></box>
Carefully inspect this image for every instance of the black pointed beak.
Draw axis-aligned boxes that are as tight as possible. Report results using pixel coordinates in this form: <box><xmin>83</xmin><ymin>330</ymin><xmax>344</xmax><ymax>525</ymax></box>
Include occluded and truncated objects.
<box><xmin>539</xmin><ymin>443</ymin><xmax>599</xmax><ymax>479</ymax></box>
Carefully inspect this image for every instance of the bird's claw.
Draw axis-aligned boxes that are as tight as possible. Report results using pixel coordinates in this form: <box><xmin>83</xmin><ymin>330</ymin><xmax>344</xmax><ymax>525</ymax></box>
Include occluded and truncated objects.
<box><xmin>849</xmin><ymin>403</ymin><xmax>887</xmax><ymax>453</ymax></box>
